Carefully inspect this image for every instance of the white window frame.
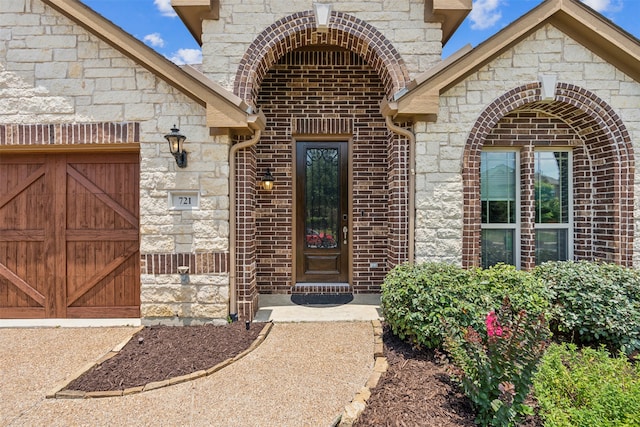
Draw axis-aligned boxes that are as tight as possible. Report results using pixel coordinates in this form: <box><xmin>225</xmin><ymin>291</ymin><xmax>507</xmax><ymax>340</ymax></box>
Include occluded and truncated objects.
<box><xmin>480</xmin><ymin>148</ymin><xmax>521</xmax><ymax>269</ymax></box>
<box><xmin>480</xmin><ymin>147</ymin><xmax>574</xmax><ymax>268</ymax></box>
<box><xmin>533</xmin><ymin>148</ymin><xmax>574</xmax><ymax>263</ymax></box>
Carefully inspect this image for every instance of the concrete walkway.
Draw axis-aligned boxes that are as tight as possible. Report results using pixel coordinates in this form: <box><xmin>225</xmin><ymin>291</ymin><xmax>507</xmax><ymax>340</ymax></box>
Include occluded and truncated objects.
<box><xmin>255</xmin><ymin>294</ymin><xmax>382</xmax><ymax>322</ymax></box>
<box><xmin>1</xmin><ymin>320</ymin><xmax>376</xmax><ymax>426</ymax></box>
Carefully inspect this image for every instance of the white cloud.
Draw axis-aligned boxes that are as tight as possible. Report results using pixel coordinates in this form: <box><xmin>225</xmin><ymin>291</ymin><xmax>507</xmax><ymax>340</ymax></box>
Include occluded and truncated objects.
<box><xmin>143</xmin><ymin>33</ymin><xmax>165</xmax><ymax>48</ymax></box>
<box><xmin>580</xmin><ymin>0</ymin><xmax>623</xmax><ymax>13</ymax></box>
<box><xmin>469</xmin><ymin>0</ymin><xmax>503</xmax><ymax>30</ymax></box>
<box><xmin>168</xmin><ymin>48</ymin><xmax>203</xmax><ymax>65</ymax></box>
<box><xmin>154</xmin><ymin>0</ymin><xmax>177</xmax><ymax>17</ymax></box>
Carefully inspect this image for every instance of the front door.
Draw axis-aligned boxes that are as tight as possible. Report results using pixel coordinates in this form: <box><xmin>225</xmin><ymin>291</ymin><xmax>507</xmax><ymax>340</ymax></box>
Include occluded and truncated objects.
<box><xmin>296</xmin><ymin>142</ymin><xmax>349</xmax><ymax>283</ymax></box>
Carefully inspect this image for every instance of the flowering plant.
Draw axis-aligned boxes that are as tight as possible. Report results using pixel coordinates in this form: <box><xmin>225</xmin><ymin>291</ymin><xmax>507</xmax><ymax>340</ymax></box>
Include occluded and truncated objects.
<box><xmin>444</xmin><ymin>301</ymin><xmax>550</xmax><ymax>427</ymax></box>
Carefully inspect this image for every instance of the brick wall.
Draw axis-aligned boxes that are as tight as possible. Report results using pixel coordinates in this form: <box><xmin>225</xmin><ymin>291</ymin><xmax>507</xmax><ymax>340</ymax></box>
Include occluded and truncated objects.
<box><xmin>481</xmin><ymin>110</ymin><xmax>593</xmax><ymax>269</ymax></box>
<box><xmin>461</xmin><ymin>89</ymin><xmax>634</xmax><ymax>268</ymax></box>
<box><xmin>253</xmin><ymin>48</ymin><xmax>391</xmax><ymax>294</ymax></box>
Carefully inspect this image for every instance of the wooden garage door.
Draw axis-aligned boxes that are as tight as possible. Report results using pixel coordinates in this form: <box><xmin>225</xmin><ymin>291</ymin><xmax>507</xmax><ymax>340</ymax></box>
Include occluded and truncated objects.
<box><xmin>0</xmin><ymin>153</ymin><xmax>140</xmax><ymax>318</ymax></box>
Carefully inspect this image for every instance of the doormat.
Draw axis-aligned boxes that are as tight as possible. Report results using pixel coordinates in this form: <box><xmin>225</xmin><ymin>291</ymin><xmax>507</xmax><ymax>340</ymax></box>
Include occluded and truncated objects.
<box><xmin>290</xmin><ymin>293</ymin><xmax>354</xmax><ymax>306</ymax></box>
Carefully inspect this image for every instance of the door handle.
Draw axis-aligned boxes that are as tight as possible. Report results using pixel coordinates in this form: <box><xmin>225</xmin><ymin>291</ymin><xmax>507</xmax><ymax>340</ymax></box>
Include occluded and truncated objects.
<box><xmin>343</xmin><ymin>225</ymin><xmax>348</xmax><ymax>245</ymax></box>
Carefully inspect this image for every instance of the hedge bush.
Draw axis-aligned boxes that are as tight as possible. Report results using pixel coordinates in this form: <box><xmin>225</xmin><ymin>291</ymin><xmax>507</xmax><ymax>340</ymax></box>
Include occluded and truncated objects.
<box><xmin>534</xmin><ymin>261</ymin><xmax>640</xmax><ymax>353</ymax></box>
<box><xmin>533</xmin><ymin>343</ymin><xmax>640</xmax><ymax>427</ymax></box>
<box><xmin>381</xmin><ymin>262</ymin><xmax>550</xmax><ymax>349</ymax></box>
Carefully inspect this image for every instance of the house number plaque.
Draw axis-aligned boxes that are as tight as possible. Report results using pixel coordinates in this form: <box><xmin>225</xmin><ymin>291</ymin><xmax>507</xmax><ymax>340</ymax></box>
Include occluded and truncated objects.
<box><xmin>169</xmin><ymin>191</ymin><xmax>200</xmax><ymax>210</ymax></box>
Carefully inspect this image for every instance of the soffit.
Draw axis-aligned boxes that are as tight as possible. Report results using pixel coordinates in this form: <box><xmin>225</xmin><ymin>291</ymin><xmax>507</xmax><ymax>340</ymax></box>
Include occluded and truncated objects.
<box><xmin>172</xmin><ymin>0</ymin><xmax>219</xmax><ymax>45</ymax></box>
<box><xmin>396</xmin><ymin>0</ymin><xmax>640</xmax><ymax>121</ymax></box>
<box><xmin>424</xmin><ymin>0</ymin><xmax>472</xmax><ymax>45</ymax></box>
<box><xmin>42</xmin><ymin>0</ymin><xmax>254</xmax><ymax>131</ymax></box>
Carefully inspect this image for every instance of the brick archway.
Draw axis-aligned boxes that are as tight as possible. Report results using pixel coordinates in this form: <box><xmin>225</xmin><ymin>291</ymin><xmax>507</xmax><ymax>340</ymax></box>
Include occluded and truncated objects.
<box><xmin>462</xmin><ymin>83</ymin><xmax>634</xmax><ymax>268</ymax></box>
<box><xmin>234</xmin><ymin>10</ymin><xmax>410</xmax><ymax>106</ymax></box>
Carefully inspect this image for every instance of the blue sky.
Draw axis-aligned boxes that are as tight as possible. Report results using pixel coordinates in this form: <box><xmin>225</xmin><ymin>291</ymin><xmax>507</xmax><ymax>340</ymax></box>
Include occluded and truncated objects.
<box><xmin>81</xmin><ymin>0</ymin><xmax>639</xmax><ymax>64</ymax></box>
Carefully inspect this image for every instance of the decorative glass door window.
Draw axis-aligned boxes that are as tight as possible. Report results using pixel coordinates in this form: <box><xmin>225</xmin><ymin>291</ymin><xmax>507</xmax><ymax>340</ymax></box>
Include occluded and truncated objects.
<box><xmin>304</xmin><ymin>148</ymin><xmax>339</xmax><ymax>249</ymax></box>
<box><xmin>481</xmin><ymin>151</ymin><xmax>518</xmax><ymax>268</ymax></box>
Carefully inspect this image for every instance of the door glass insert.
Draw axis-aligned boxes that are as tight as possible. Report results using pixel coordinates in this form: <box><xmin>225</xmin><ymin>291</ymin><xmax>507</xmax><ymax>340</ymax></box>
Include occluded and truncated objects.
<box><xmin>305</xmin><ymin>148</ymin><xmax>339</xmax><ymax>249</ymax></box>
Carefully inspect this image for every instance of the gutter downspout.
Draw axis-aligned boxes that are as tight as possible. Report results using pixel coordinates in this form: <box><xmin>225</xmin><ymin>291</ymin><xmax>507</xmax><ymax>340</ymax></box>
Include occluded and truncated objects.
<box><xmin>228</xmin><ymin>129</ymin><xmax>262</xmax><ymax>320</ymax></box>
<box><xmin>385</xmin><ymin>114</ymin><xmax>416</xmax><ymax>265</ymax></box>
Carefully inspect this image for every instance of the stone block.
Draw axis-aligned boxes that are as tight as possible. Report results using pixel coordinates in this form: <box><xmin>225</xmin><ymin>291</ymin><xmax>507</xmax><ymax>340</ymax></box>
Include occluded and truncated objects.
<box><xmin>35</xmin><ymin>62</ymin><xmax>68</xmax><ymax>79</ymax></box>
<box><xmin>6</xmin><ymin>48</ymin><xmax>52</xmax><ymax>62</ymax></box>
<box><xmin>55</xmin><ymin>390</ymin><xmax>86</xmax><ymax>399</ymax></box>
<box><xmin>141</xmin><ymin>285</ymin><xmax>197</xmax><ymax>304</ymax></box>
<box><xmin>584</xmin><ymin>62</ymin><xmax>616</xmax><ymax>81</ymax></box>
<box><xmin>85</xmin><ymin>390</ymin><xmax>124</xmax><ymax>398</ymax></box>
<box><xmin>123</xmin><ymin>386</ymin><xmax>145</xmax><ymax>395</ymax></box>
<box><xmin>373</xmin><ymin>357</ymin><xmax>388</xmax><ymax>373</ymax></box>
<box><xmin>189</xmin><ymin>303</ymin><xmax>227</xmax><ymax>319</ymax></box>
<box><xmin>0</xmin><ymin>0</ymin><xmax>26</xmax><ymax>13</ymax></box>
<box><xmin>26</xmin><ymin>35</ymin><xmax>76</xmax><ymax>49</ymax></box>
<box><xmin>140</xmin><ymin>303</ymin><xmax>181</xmax><ymax>318</ymax></box>
<box><xmin>564</xmin><ymin>42</ymin><xmax>594</xmax><ymax>62</ymax></box>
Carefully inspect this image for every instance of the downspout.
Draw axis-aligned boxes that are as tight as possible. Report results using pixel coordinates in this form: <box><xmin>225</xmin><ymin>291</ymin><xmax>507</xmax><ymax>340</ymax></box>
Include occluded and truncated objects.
<box><xmin>385</xmin><ymin>114</ymin><xmax>416</xmax><ymax>265</ymax></box>
<box><xmin>228</xmin><ymin>129</ymin><xmax>262</xmax><ymax>320</ymax></box>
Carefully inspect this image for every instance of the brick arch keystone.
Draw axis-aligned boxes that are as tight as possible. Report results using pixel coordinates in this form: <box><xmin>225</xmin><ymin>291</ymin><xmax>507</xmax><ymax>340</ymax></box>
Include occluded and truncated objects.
<box><xmin>462</xmin><ymin>83</ymin><xmax>634</xmax><ymax>268</ymax></box>
<box><xmin>234</xmin><ymin>10</ymin><xmax>410</xmax><ymax>106</ymax></box>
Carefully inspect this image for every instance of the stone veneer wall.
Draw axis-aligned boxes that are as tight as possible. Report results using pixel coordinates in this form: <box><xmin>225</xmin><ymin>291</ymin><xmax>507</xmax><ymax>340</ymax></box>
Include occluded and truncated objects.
<box><xmin>1</xmin><ymin>0</ymin><xmax>232</xmax><ymax>323</ymax></box>
<box><xmin>414</xmin><ymin>24</ymin><xmax>640</xmax><ymax>266</ymax></box>
<box><xmin>201</xmin><ymin>0</ymin><xmax>442</xmax><ymax>92</ymax></box>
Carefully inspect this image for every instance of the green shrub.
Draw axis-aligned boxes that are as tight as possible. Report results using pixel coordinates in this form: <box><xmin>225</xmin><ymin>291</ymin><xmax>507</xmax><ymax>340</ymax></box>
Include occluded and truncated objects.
<box><xmin>533</xmin><ymin>343</ymin><xmax>640</xmax><ymax>427</ymax></box>
<box><xmin>381</xmin><ymin>262</ymin><xmax>549</xmax><ymax>349</ymax></box>
<box><xmin>534</xmin><ymin>261</ymin><xmax>640</xmax><ymax>353</ymax></box>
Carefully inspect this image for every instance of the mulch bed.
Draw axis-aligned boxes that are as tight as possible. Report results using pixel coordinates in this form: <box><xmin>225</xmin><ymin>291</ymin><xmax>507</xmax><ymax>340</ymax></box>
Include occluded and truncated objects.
<box><xmin>65</xmin><ymin>322</ymin><xmax>265</xmax><ymax>392</ymax></box>
<box><xmin>64</xmin><ymin>320</ymin><xmax>543</xmax><ymax>426</ymax></box>
<box><xmin>354</xmin><ymin>324</ymin><xmax>543</xmax><ymax>427</ymax></box>
<box><xmin>354</xmin><ymin>325</ymin><xmax>476</xmax><ymax>427</ymax></box>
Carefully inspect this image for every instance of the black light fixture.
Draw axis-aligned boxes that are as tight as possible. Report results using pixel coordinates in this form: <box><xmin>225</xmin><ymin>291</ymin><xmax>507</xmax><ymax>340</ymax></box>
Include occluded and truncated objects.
<box><xmin>164</xmin><ymin>125</ymin><xmax>187</xmax><ymax>168</ymax></box>
<box><xmin>261</xmin><ymin>168</ymin><xmax>274</xmax><ymax>190</ymax></box>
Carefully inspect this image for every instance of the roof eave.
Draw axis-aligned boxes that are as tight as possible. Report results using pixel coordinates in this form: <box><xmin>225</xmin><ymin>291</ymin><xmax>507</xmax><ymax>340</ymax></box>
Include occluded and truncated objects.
<box><xmin>172</xmin><ymin>0</ymin><xmax>220</xmax><ymax>46</ymax></box>
<box><xmin>424</xmin><ymin>0</ymin><xmax>472</xmax><ymax>45</ymax></box>
<box><xmin>397</xmin><ymin>0</ymin><xmax>640</xmax><ymax>121</ymax></box>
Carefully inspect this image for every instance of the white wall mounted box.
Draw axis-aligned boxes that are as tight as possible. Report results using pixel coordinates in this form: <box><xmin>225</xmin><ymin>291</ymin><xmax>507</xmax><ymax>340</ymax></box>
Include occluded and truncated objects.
<box><xmin>169</xmin><ymin>191</ymin><xmax>200</xmax><ymax>210</ymax></box>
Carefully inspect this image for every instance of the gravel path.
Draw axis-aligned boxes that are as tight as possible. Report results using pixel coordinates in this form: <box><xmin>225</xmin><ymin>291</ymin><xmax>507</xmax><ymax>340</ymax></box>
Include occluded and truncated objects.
<box><xmin>2</xmin><ymin>322</ymin><xmax>374</xmax><ymax>426</ymax></box>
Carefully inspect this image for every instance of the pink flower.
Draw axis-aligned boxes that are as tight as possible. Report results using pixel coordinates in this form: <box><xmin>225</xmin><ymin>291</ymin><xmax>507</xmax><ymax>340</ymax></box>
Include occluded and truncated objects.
<box><xmin>486</xmin><ymin>311</ymin><xmax>503</xmax><ymax>337</ymax></box>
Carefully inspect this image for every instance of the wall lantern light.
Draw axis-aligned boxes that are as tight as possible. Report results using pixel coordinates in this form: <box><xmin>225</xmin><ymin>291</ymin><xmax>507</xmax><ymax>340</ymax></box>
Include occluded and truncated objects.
<box><xmin>164</xmin><ymin>125</ymin><xmax>188</xmax><ymax>168</ymax></box>
<box><xmin>261</xmin><ymin>168</ymin><xmax>274</xmax><ymax>191</ymax></box>
<box><xmin>313</xmin><ymin>3</ymin><xmax>332</xmax><ymax>32</ymax></box>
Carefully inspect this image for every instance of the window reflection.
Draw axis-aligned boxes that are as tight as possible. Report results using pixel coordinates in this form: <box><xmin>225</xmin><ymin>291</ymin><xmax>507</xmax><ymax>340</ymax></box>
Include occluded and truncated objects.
<box><xmin>305</xmin><ymin>148</ymin><xmax>339</xmax><ymax>249</ymax></box>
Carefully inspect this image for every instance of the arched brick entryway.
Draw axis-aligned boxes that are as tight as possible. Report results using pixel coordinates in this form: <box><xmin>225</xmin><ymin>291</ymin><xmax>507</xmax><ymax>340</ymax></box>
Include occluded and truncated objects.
<box><xmin>232</xmin><ymin>12</ymin><xmax>411</xmax><ymax>320</ymax></box>
<box><xmin>462</xmin><ymin>83</ymin><xmax>634</xmax><ymax>268</ymax></box>
<box><xmin>234</xmin><ymin>10</ymin><xmax>410</xmax><ymax>106</ymax></box>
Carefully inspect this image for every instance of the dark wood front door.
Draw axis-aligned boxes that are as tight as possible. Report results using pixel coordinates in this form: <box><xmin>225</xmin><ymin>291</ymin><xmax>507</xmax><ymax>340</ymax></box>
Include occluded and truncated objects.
<box><xmin>296</xmin><ymin>142</ymin><xmax>349</xmax><ymax>283</ymax></box>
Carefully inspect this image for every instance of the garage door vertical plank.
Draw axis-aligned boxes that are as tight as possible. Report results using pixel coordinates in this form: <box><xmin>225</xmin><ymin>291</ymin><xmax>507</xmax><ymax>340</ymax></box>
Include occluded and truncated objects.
<box><xmin>68</xmin><ymin>167</ymin><xmax>82</xmax><ymax>309</ymax></box>
<box><xmin>4</xmin><ymin>165</ymin><xmax>15</xmax><ymax>309</ymax></box>
<box><xmin>43</xmin><ymin>158</ymin><xmax>56</xmax><ymax>317</ymax></box>
<box><xmin>54</xmin><ymin>155</ymin><xmax>67</xmax><ymax>317</ymax></box>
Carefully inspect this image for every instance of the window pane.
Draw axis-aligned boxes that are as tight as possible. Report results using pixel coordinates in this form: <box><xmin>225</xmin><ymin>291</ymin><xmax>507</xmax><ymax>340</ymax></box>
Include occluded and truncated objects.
<box><xmin>481</xmin><ymin>151</ymin><xmax>516</xmax><ymax>223</ymax></box>
<box><xmin>536</xmin><ymin>229</ymin><xmax>568</xmax><ymax>264</ymax></box>
<box><xmin>535</xmin><ymin>152</ymin><xmax>569</xmax><ymax>224</ymax></box>
<box><xmin>481</xmin><ymin>229</ymin><xmax>514</xmax><ymax>268</ymax></box>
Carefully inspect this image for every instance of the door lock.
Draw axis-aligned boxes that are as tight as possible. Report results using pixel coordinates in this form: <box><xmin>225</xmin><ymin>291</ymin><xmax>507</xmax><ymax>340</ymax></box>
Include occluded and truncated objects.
<box><xmin>343</xmin><ymin>225</ymin><xmax>348</xmax><ymax>245</ymax></box>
